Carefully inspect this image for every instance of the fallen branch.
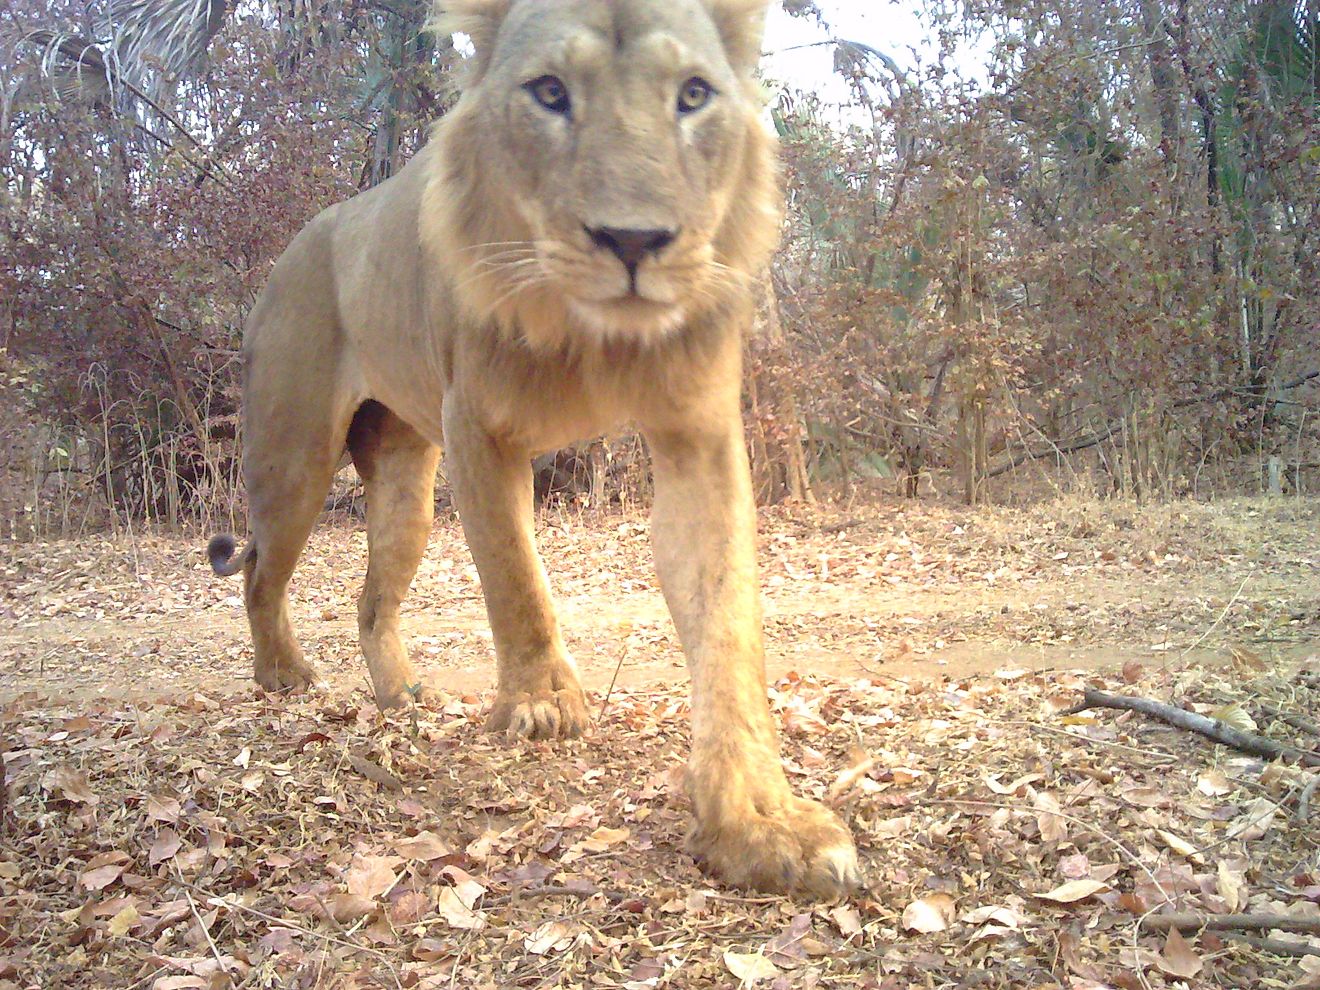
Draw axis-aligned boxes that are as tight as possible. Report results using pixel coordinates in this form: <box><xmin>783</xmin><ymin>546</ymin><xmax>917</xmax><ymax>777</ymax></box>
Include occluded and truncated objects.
<box><xmin>1217</xmin><ymin>934</ymin><xmax>1320</xmax><ymax>958</ymax></box>
<box><xmin>1257</xmin><ymin>704</ymin><xmax>1320</xmax><ymax>739</ymax></box>
<box><xmin>1061</xmin><ymin>689</ymin><xmax>1320</xmax><ymax>767</ymax></box>
<box><xmin>988</xmin><ymin>422</ymin><xmax>1119</xmax><ymax>478</ymax></box>
<box><xmin>1140</xmin><ymin>913</ymin><xmax>1320</xmax><ymax>937</ymax></box>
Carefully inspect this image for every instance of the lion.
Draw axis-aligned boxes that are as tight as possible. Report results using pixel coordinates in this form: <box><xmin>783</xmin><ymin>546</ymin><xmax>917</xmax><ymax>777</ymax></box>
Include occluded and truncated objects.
<box><xmin>206</xmin><ymin>0</ymin><xmax>859</xmax><ymax>897</ymax></box>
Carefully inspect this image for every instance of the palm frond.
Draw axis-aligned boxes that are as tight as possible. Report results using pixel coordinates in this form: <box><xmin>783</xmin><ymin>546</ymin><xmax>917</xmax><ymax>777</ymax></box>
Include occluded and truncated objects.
<box><xmin>100</xmin><ymin>0</ymin><xmax>228</xmax><ymax>92</ymax></box>
<box><xmin>25</xmin><ymin>29</ymin><xmax>113</xmax><ymax>105</ymax></box>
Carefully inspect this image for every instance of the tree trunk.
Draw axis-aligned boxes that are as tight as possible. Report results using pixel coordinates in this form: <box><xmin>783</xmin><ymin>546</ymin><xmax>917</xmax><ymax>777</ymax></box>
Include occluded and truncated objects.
<box><xmin>1140</xmin><ymin>0</ymin><xmax>1182</xmax><ymax>177</ymax></box>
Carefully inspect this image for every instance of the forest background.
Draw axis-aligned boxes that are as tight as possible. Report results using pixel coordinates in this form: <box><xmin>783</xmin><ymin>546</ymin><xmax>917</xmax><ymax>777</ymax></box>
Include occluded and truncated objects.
<box><xmin>1</xmin><ymin>0</ymin><xmax>1316</xmax><ymax>537</ymax></box>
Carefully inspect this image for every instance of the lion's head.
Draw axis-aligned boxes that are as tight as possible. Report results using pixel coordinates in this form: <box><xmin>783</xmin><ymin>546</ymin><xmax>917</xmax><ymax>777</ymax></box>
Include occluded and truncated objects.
<box><xmin>423</xmin><ymin>0</ymin><xmax>780</xmax><ymax>350</ymax></box>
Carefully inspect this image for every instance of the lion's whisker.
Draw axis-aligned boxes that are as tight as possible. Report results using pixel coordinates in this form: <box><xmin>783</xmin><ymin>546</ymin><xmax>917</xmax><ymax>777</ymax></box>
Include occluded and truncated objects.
<box><xmin>482</xmin><ymin>273</ymin><xmax>552</xmax><ymax>317</ymax></box>
<box><xmin>458</xmin><ymin>239</ymin><xmax>536</xmax><ymax>255</ymax></box>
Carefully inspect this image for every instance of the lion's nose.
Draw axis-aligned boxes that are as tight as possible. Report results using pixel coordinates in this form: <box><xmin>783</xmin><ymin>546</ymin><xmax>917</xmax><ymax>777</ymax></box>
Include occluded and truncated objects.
<box><xmin>586</xmin><ymin>226</ymin><xmax>677</xmax><ymax>270</ymax></box>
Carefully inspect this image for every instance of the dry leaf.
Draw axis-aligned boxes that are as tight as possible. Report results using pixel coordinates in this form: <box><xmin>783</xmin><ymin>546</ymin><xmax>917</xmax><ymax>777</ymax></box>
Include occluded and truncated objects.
<box><xmin>985</xmin><ymin>772</ymin><xmax>1043</xmax><ymax>796</ymax></box>
<box><xmin>145</xmin><ymin>795</ymin><xmax>181</xmax><ymax>824</ymax></box>
<box><xmin>765</xmin><ymin>914</ymin><xmax>812</xmax><ymax>967</ymax></box>
<box><xmin>436</xmin><ymin>886</ymin><xmax>485</xmax><ymax>930</ymax></box>
<box><xmin>411</xmin><ymin>938</ymin><xmax>453</xmax><ymax>963</ymax></box>
<box><xmin>1156</xmin><ymin>829</ymin><xmax>1202</xmax><ymax>862</ymax></box>
<box><xmin>525</xmin><ymin>920</ymin><xmax>575</xmax><ymax>955</ymax></box>
<box><xmin>1197</xmin><ymin>768</ymin><xmax>1233</xmax><ymax>796</ymax></box>
<box><xmin>1032</xmin><ymin>790</ymin><xmax>1068</xmax><ymax>843</ymax></box>
<box><xmin>81</xmin><ymin>863</ymin><xmax>126</xmax><ymax>891</ymax></box>
<box><xmin>328</xmin><ymin>891</ymin><xmax>378</xmax><ymax>922</ymax></box>
<box><xmin>1121</xmin><ymin>786</ymin><xmax>1169</xmax><ymax>808</ymax></box>
<box><xmin>107</xmin><ymin>903</ymin><xmax>141</xmax><ymax>936</ymax></box>
<box><xmin>392</xmin><ymin>830</ymin><xmax>452</xmax><ymax>861</ymax></box>
<box><xmin>46</xmin><ymin>768</ymin><xmax>98</xmax><ymax>805</ymax></box>
<box><xmin>1058</xmin><ymin>852</ymin><xmax>1091</xmax><ymax>879</ymax></box>
<box><xmin>1058</xmin><ymin>930</ymin><xmax>1106</xmax><ymax>981</ymax></box>
<box><xmin>1156</xmin><ymin>927</ymin><xmax>1203</xmax><ymax>979</ymax></box>
<box><xmin>239</xmin><ymin>771</ymin><xmax>265</xmax><ymax>792</ymax></box>
<box><xmin>1216</xmin><ymin>859</ymin><xmax>1248</xmax><ymax>912</ymax></box>
<box><xmin>546</xmin><ymin>804</ymin><xmax>597</xmax><ymax>829</ymax></box>
<box><xmin>1036</xmin><ymin>879</ymin><xmax>1108</xmax><ymax>903</ymax></box>
<box><xmin>149</xmin><ymin>829</ymin><xmax>182</xmax><ymax>867</ymax></box>
<box><xmin>722</xmin><ymin>949</ymin><xmax>779</xmax><ymax>984</ymax></box>
<box><xmin>901</xmin><ymin>893</ymin><xmax>957</xmax><ymax>933</ymax></box>
<box><xmin>960</xmin><ymin>905</ymin><xmax>1025</xmax><ymax>928</ymax></box>
<box><xmin>388</xmin><ymin>889</ymin><xmax>432</xmax><ymax>925</ymax></box>
<box><xmin>1210</xmin><ymin>703</ymin><xmax>1257</xmax><ymax>733</ymax></box>
<box><xmin>581</xmin><ymin>825</ymin><xmax>630</xmax><ymax>851</ymax></box>
<box><xmin>829</xmin><ymin>904</ymin><xmax>863</xmax><ymax>937</ymax></box>
<box><xmin>440</xmin><ymin>865</ymin><xmax>486</xmax><ymax>909</ymax></box>
<box><xmin>1229</xmin><ymin>796</ymin><xmax>1278</xmax><ymax>840</ymax></box>
<box><xmin>345</xmin><ymin>854</ymin><xmax>401</xmax><ymax>899</ymax></box>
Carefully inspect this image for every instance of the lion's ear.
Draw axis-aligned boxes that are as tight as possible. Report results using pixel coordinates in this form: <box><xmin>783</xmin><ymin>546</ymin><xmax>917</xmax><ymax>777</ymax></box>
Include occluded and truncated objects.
<box><xmin>432</xmin><ymin>0</ymin><xmax>512</xmax><ymax>77</ymax></box>
<box><xmin>704</xmin><ymin>0</ymin><xmax>771</xmax><ymax>74</ymax></box>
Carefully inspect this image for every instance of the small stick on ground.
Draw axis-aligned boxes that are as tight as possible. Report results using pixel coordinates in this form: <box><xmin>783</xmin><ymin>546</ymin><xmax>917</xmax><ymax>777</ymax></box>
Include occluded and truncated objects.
<box><xmin>483</xmin><ymin>883</ymin><xmax>628</xmax><ymax>907</ymax></box>
<box><xmin>1299</xmin><ymin>774</ymin><xmax>1319</xmax><ymax>823</ymax></box>
<box><xmin>598</xmin><ymin>643</ymin><xmax>628</xmax><ymax>721</ymax></box>
<box><xmin>1062</xmin><ymin>689</ymin><xmax>1320</xmax><ymax>767</ymax></box>
<box><xmin>175</xmin><ymin>864</ymin><xmax>231</xmax><ymax>976</ymax></box>
<box><xmin>1139</xmin><ymin>913</ymin><xmax>1320</xmax><ymax>936</ymax></box>
<box><xmin>0</xmin><ymin>728</ymin><xmax>7</xmax><ymax>834</ymax></box>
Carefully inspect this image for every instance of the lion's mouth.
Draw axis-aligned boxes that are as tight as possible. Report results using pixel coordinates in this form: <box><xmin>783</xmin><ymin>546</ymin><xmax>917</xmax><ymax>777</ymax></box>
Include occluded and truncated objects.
<box><xmin>567</xmin><ymin>293</ymin><xmax>686</xmax><ymax>339</ymax></box>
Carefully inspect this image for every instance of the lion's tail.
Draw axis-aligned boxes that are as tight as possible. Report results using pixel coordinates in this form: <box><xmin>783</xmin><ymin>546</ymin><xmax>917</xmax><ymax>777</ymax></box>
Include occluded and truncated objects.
<box><xmin>207</xmin><ymin>533</ymin><xmax>255</xmax><ymax>577</ymax></box>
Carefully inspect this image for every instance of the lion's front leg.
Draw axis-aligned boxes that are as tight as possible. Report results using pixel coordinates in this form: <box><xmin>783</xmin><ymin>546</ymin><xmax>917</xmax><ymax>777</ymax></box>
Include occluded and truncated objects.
<box><xmin>645</xmin><ymin>416</ymin><xmax>860</xmax><ymax>898</ymax></box>
<box><xmin>443</xmin><ymin>397</ymin><xmax>588</xmax><ymax>741</ymax></box>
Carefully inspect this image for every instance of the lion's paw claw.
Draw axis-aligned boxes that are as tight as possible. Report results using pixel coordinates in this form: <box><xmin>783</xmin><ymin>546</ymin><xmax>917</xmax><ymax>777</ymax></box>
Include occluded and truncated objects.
<box><xmin>690</xmin><ymin>795</ymin><xmax>860</xmax><ymax>899</ymax></box>
<box><xmin>255</xmin><ymin>657</ymin><xmax>319</xmax><ymax>695</ymax></box>
<box><xmin>487</xmin><ymin>687</ymin><xmax>588</xmax><ymax>741</ymax></box>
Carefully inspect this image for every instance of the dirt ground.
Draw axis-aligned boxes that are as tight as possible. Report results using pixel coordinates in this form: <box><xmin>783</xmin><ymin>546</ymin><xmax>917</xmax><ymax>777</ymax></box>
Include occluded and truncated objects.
<box><xmin>2</xmin><ymin>495</ymin><xmax>1319</xmax><ymax>988</ymax></box>
<box><xmin>4</xmin><ymin>495</ymin><xmax>1319</xmax><ymax>700</ymax></box>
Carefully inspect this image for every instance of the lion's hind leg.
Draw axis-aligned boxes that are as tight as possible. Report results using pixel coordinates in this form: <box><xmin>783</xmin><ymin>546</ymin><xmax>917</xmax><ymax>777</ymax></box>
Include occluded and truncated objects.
<box><xmin>347</xmin><ymin>401</ymin><xmax>442</xmax><ymax>709</ymax></box>
<box><xmin>241</xmin><ymin>438</ymin><xmax>343</xmax><ymax>693</ymax></box>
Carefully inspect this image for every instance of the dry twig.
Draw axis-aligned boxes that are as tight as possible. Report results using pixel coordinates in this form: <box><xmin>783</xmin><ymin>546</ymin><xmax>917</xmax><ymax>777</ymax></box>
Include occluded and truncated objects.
<box><xmin>1257</xmin><ymin>704</ymin><xmax>1320</xmax><ymax>739</ymax></box>
<box><xmin>1299</xmin><ymin>774</ymin><xmax>1320</xmax><ymax>823</ymax></box>
<box><xmin>1062</xmin><ymin>689</ymin><xmax>1320</xmax><ymax>767</ymax></box>
<box><xmin>1217</xmin><ymin>934</ymin><xmax>1320</xmax><ymax>958</ymax></box>
<box><xmin>1139</xmin><ymin>913</ymin><xmax>1320</xmax><ymax>936</ymax></box>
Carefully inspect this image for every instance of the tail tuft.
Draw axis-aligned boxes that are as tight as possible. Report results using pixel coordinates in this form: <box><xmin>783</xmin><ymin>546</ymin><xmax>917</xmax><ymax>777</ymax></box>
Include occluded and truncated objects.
<box><xmin>207</xmin><ymin>534</ymin><xmax>250</xmax><ymax>577</ymax></box>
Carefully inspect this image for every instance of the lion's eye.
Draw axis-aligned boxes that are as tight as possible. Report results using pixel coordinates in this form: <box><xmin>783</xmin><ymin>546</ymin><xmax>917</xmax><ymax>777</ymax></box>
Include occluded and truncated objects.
<box><xmin>526</xmin><ymin>75</ymin><xmax>571</xmax><ymax>115</ymax></box>
<box><xmin>677</xmin><ymin>77</ymin><xmax>714</xmax><ymax>114</ymax></box>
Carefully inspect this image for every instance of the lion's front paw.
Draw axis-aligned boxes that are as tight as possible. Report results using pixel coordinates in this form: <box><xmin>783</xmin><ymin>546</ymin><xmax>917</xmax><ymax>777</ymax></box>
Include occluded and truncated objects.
<box><xmin>255</xmin><ymin>654</ymin><xmax>320</xmax><ymax>694</ymax></box>
<box><xmin>377</xmin><ymin>682</ymin><xmax>444</xmax><ymax>710</ymax></box>
<box><xmin>486</xmin><ymin>687</ymin><xmax>588</xmax><ymax>740</ymax></box>
<box><xmin>689</xmin><ymin>784</ymin><xmax>860</xmax><ymax>898</ymax></box>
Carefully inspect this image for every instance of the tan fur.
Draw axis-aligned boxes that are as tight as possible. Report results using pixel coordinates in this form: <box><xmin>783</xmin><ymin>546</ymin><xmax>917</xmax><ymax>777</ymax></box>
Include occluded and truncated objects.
<box><xmin>208</xmin><ymin>0</ymin><xmax>859</xmax><ymax>896</ymax></box>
